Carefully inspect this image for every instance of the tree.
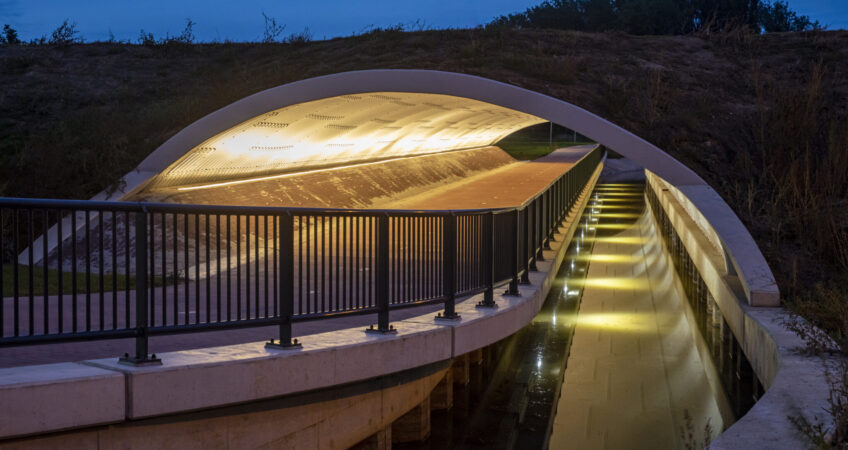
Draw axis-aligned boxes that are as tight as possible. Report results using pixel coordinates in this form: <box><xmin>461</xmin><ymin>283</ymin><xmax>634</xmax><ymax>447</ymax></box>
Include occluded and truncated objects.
<box><xmin>618</xmin><ymin>0</ymin><xmax>690</xmax><ymax>34</ymax></box>
<box><xmin>582</xmin><ymin>0</ymin><xmax>619</xmax><ymax>31</ymax></box>
<box><xmin>759</xmin><ymin>0</ymin><xmax>820</xmax><ymax>32</ymax></box>
<box><xmin>488</xmin><ymin>0</ymin><xmax>819</xmax><ymax>35</ymax></box>
<box><xmin>1</xmin><ymin>24</ymin><xmax>20</xmax><ymax>44</ymax></box>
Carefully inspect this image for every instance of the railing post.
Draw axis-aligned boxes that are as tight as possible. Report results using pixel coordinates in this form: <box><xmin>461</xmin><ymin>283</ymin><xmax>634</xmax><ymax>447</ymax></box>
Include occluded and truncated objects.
<box><xmin>506</xmin><ymin>209</ymin><xmax>520</xmax><ymax>296</ymax></box>
<box><xmin>525</xmin><ymin>198</ymin><xmax>542</xmax><ymax>272</ymax></box>
<box><xmin>120</xmin><ymin>209</ymin><xmax>161</xmax><ymax>366</ymax></box>
<box><xmin>545</xmin><ymin>189</ymin><xmax>555</xmax><ymax>248</ymax></box>
<box><xmin>437</xmin><ymin>213</ymin><xmax>460</xmax><ymax>320</ymax></box>
<box><xmin>477</xmin><ymin>212</ymin><xmax>496</xmax><ymax>308</ymax></box>
<box><xmin>368</xmin><ymin>213</ymin><xmax>395</xmax><ymax>333</ymax></box>
<box><xmin>521</xmin><ymin>207</ymin><xmax>532</xmax><ymax>284</ymax></box>
<box><xmin>267</xmin><ymin>212</ymin><xmax>301</xmax><ymax>349</ymax></box>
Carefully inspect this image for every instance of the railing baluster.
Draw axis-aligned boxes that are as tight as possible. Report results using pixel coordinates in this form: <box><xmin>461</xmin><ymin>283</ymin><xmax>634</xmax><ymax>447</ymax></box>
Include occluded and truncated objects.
<box><xmin>478</xmin><ymin>212</ymin><xmax>496</xmax><ymax>308</ymax></box>
<box><xmin>437</xmin><ymin>213</ymin><xmax>460</xmax><ymax>321</ymax></box>
<box><xmin>264</xmin><ymin>215</ymin><xmax>269</xmax><ymax>318</ymax></box>
<box><xmin>111</xmin><ymin>210</ymin><xmax>117</xmax><ymax>330</ymax></box>
<box><xmin>172</xmin><ymin>213</ymin><xmax>178</xmax><ymax>326</ymax></box>
<box><xmin>98</xmin><ymin>212</ymin><xmax>104</xmax><ymax>331</ymax></box>
<box><xmin>42</xmin><ymin>211</ymin><xmax>49</xmax><ymax>334</ymax></box>
<box><xmin>267</xmin><ymin>212</ymin><xmax>298</xmax><ymax>349</ymax></box>
<box><xmin>367</xmin><ymin>213</ymin><xmax>392</xmax><ymax>334</ymax></box>
<box><xmin>85</xmin><ymin>210</ymin><xmax>91</xmax><ymax>332</ymax></box>
<box><xmin>120</xmin><ymin>210</ymin><xmax>160</xmax><ymax>366</ymax></box>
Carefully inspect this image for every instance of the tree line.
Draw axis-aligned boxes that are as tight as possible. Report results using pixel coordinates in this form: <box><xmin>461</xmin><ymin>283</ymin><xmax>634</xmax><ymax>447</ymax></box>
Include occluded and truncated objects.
<box><xmin>489</xmin><ymin>0</ymin><xmax>821</xmax><ymax>35</ymax></box>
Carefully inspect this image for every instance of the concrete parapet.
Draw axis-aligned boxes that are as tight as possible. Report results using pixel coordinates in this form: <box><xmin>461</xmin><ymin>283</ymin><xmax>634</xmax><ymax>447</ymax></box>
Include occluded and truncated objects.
<box><xmin>646</xmin><ymin>172</ymin><xmax>830</xmax><ymax>449</ymax></box>
<box><xmin>0</xmin><ymin>363</ymin><xmax>124</xmax><ymax>439</ymax></box>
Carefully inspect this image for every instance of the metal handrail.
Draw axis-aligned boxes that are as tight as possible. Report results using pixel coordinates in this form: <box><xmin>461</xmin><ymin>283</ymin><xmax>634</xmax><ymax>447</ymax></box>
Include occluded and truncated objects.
<box><xmin>0</xmin><ymin>146</ymin><xmax>603</xmax><ymax>365</ymax></box>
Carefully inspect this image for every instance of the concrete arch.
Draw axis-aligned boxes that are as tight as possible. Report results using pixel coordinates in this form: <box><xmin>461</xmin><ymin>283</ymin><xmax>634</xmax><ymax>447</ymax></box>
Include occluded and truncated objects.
<box><xmin>115</xmin><ymin>69</ymin><xmax>777</xmax><ymax>306</ymax></box>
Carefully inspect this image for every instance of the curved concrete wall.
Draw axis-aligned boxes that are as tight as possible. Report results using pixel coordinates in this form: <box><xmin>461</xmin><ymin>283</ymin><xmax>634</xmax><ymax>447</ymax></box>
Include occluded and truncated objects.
<box><xmin>112</xmin><ymin>69</ymin><xmax>777</xmax><ymax>306</ymax></box>
<box><xmin>646</xmin><ymin>172</ymin><xmax>830</xmax><ymax>449</ymax></box>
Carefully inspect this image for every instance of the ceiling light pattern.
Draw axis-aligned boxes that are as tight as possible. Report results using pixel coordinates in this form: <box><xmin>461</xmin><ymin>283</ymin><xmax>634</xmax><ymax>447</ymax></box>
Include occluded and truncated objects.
<box><xmin>147</xmin><ymin>92</ymin><xmax>545</xmax><ymax>191</ymax></box>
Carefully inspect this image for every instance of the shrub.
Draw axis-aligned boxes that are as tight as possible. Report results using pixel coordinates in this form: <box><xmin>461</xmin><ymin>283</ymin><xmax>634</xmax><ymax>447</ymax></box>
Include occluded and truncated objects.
<box><xmin>261</xmin><ymin>12</ymin><xmax>285</xmax><ymax>43</ymax></box>
<box><xmin>48</xmin><ymin>19</ymin><xmax>82</xmax><ymax>46</ymax></box>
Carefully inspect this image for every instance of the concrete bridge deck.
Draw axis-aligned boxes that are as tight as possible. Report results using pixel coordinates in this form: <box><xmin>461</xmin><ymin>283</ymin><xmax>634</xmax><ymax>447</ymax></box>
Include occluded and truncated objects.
<box><xmin>0</xmin><ymin>146</ymin><xmax>596</xmax><ymax>368</ymax></box>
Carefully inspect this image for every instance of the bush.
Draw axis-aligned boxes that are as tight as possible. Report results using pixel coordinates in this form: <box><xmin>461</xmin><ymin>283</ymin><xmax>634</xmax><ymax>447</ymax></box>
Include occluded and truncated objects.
<box><xmin>286</xmin><ymin>27</ymin><xmax>312</xmax><ymax>45</ymax></box>
<box><xmin>261</xmin><ymin>12</ymin><xmax>285</xmax><ymax>43</ymax></box>
<box><xmin>138</xmin><ymin>29</ymin><xmax>156</xmax><ymax>46</ymax></box>
<box><xmin>169</xmin><ymin>18</ymin><xmax>195</xmax><ymax>44</ymax></box>
<box><xmin>48</xmin><ymin>19</ymin><xmax>82</xmax><ymax>45</ymax></box>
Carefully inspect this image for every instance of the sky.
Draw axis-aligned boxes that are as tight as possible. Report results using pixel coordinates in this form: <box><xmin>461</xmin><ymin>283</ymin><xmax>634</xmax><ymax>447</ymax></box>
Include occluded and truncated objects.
<box><xmin>0</xmin><ymin>0</ymin><xmax>845</xmax><ymax>43</ymax></box>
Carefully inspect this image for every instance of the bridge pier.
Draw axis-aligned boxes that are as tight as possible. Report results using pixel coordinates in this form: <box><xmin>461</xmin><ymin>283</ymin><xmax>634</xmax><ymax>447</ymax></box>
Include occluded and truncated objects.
<box><xmin>352</xmin><ymin>426</ymin><xmax>391</xmax><ymax>450</ymax></box>
<box><xmin>430</xmin><ymin>367</ymin><xmax>454</xmax><ymax>411</ymax></box>
<box><xmin>392</xmin><ymin>395</ymin><xmax>431</xmax><ymax>444</ymax></box>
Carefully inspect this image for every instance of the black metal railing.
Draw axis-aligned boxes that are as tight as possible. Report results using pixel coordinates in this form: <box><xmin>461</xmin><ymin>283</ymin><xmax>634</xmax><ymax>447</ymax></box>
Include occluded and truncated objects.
<box><xmin>0</xmin><ymin>146</ymin><xmax>603</xmax><ymax>364</ymax></box>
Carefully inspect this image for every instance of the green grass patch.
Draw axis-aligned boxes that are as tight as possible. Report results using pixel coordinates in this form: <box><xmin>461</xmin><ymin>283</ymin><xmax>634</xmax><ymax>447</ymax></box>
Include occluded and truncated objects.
<box><xmin>2</xmin><ymin>264</ymin><xmax>170</xmax><ymax>297</ymax></box>
<box><xmin>498</xmin><ymin>141</ymin><xmax>594</xmax><ymax>161</ymax></box>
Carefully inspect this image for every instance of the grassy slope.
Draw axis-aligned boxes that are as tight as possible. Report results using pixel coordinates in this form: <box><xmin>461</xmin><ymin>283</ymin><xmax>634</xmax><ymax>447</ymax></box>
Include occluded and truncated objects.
<box><xmin>1</xmin><ymin>28</ymin><xmax>847</xmax><ymax>333</ymax></box>
<box><xmin>2</xmin><ymin>264</ymin><xmax>168</xmax><ymax>296</ymax></box>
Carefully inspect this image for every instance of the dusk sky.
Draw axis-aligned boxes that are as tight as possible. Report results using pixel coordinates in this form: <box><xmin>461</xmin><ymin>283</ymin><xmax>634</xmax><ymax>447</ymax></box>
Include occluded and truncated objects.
<box><xmin>1</xmin><ymin>0</ymin><xmax>845</xmax><ymax>42</ymax></box>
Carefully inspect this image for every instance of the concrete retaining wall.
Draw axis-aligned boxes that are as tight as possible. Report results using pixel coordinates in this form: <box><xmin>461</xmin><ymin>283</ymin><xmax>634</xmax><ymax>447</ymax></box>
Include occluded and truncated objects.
<box><xmin>646</xmin><ymin>171</ymin><xmax>831</xmax><ymax>449</ymax></box>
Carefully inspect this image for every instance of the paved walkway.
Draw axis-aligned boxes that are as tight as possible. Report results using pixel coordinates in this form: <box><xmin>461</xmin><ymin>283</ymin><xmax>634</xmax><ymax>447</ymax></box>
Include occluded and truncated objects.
<box><xmin>0</xmin><ymin>146</ymin><xmax>594</xmax><ymax>368</ymax></box>
<box><xmin>549</xmin><ymin>184</ymin><xmax>725</xmax><ymax>450</ymax></box>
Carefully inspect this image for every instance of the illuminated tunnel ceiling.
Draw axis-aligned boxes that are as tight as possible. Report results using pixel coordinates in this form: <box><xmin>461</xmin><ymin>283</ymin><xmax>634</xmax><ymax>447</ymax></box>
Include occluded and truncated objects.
<box><xmin>147</xmin><ymin>92</ymin><xmax>546</xmax><ymax>191</ymax></box>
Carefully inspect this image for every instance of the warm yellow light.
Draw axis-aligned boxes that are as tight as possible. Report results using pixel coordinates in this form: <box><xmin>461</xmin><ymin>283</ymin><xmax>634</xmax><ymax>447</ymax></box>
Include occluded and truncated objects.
<box><xmin>579</xmin><ymin>223</ymin><xmax>632</xmax><ymax>230</ymax></box>
<box><xmin>149</xmin><ymin>92</ymin><xmax>546</xmax><ymax>191</ymax></box>
<box><xmin>574</xmin><ymin>253</ymin><xmax>641</xmax><ymax>263</ymax></box>
<box><xmin>175</xmin><ymin>147</ymin><xmax>478</xmax><ymax>192</ymax></box>
<box><xmin>591</xmin><ymin>213</ymin><xmax>642</xmax><ymax>219</ymax></box>
<box><xmin>575</xmin><ymin>312</ymin><xmax>654</xmax><ymax>333</ymax></box>
<box><xmin>589</xmin><ymin>236</ymin><xmax>646</xmax><ymax>245</ymax></box>
<box><xmin>586</xmin><ymin>204</ymin><xmax>639</xmax><ymax>210</ymax></box>
<box><xmin>588</xmin><ymin>198</ymin><xmax>640</xmax><ymax>202</ymax></box>
<box><xmin>569</xmin><ymin>277</ymin><xmax>650</xmax><ymax>290</ymax></box>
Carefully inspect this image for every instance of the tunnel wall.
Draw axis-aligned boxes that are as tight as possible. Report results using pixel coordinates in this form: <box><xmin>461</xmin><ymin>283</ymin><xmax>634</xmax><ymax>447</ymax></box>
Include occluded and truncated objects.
<box><xmin>134</xmin><ymin>146</ymin><xmax>517</xmax><ymax>208</ymax></box>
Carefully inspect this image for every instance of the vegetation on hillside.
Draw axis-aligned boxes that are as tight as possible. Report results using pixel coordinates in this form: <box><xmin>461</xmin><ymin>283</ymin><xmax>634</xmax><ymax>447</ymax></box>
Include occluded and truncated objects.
<box><xmin>492</xmin><ymin>0</ymin><xmax>820</xmax><ymax>34</ymax></box>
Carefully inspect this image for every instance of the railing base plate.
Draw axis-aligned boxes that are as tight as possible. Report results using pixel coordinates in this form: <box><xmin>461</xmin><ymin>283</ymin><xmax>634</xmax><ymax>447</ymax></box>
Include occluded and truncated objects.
<box><xmin>265</xmin><ymin>340</ymin><xmax>303</xmax><ymax>350</ymax></box>
<box><xmin>118</xmin><ymin>354</ymin><xmax>162</xmax><ymax>367</ymax></box>
<box><xmin>365</xmin><ymin>326</ymin><xmax>398</xmax><ymax>335</ymax></box>
<box><xmin>434</xmin><ymin>313</ymin><xmax>461</xmax><ymax>322</ymax></box>
<box><xmin>476</xmin><ymin>301</ymin><xmax>498</xmax><ymax>309</ymax></box>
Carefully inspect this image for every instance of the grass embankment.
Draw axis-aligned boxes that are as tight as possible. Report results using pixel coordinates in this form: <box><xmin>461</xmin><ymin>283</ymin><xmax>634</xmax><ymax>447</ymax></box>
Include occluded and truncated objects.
<box><xmin>2</xmin><ymin>264</ymin><xmax>168</xmax><ymax>297</ymax></box>
<box><xmin>499</xmin><ymin>141</ymin><xmax>594</xmax><ymax>160</ymax></box>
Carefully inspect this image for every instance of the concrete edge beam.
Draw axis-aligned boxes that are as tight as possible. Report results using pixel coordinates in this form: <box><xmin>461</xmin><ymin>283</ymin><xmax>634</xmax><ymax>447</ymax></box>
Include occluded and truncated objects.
<box><xmin>0</xmin><ymin>362</ymin><xmax>125</xmax><ymax>439</ymax></box>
